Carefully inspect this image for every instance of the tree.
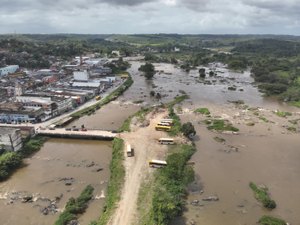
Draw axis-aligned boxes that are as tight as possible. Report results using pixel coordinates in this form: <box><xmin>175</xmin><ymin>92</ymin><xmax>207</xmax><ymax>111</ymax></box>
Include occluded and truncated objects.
<box><xmin>139</xmin><ymin>63</ymin><xmax>155</xmax><ymax>79</ymax></box>
<box><xmin>171</xmin><ymin>57</ymin><xmax>178</xmax><ymax>64</ymax></box>
<box><xmin>181</xmin><ymin>122</ymin><xmax>196</xmax><ymax>138</ymax></box>
<box><xmin>150</xmin><ymin>90</ymin><xmax>156</xmax><ymax>97</ymax></box>
<box><xmin>199</xmin><ymin>68</ymin><xmax>206</xmax><ymax>78</ymax></box>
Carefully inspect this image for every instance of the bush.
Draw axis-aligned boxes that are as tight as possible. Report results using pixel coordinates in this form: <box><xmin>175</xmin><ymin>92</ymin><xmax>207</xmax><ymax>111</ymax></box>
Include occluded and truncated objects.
<box><xmin>0</xmin><ymin>152</ymin><xmax>22</xmax><ymax>180</ymax></box>
<box><xmin>249</xmin><ymin>182</ymin><xmax>276</xmax><ymax>209</ymax></box>
<box><xmin>168</xmin><ymin>107</ymin><xmax>182</xmax><ymax>136</ymax></box>
<box><xmin>0</xmin><ymin>136</ymin><xmax>46</xmax><ymax>181</ymax></box>
<box><xmin>181</xmin><ymin>122</ymin><xmax>196</xmax><ymax>138</ymax></box>
<box><xmin>259</xmin><ymin>215</ymin><xmax>286</xmax><ymax>225</ymax></box>
<box><xmin>55</xmin><ymin>185</ymin><xmax>94</xmax><ymax>225</ymax></box>
<box><xmin>20</xmin><ymin>136</ymin><xmax>46</xmax><ymax>157</ymax></box>
<box><xmin>95</xmin><ymin>138</ymin><xmax>125</xmax><ymax>225</ymax></box>
<box><xmin>275</xmin><ymin>111</ymin><xmax>292</xmax><ymax>117</ymax></box>
<box><xmin>151</xmin><ymin>145</ymin><xmax>196</xmax><ymax>225</ymax></box>
<box><xmin>206</xmin><ymin>119</ymin><xmax>239</xmax><ymax>132</ymax></box>
<box><xmin>194</xmin><ymin>108</ymin><xmax>210</xmax><ymax>115</ymax></box>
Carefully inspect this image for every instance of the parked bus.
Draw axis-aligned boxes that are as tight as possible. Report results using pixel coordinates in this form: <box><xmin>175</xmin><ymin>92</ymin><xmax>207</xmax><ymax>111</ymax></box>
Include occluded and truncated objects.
<box><xmin>126</xmin><ymin>144</ymin><xmax>134</xmax><ymax>157</ymax></box>
<box><xmin>157</xmin><ymin>122</ymin><xmax>172</xmax><ymax>127</ymax></box>
<box><xmin>160</xmin><ymin>119</ymin><xmax>174</xmax><ymax>125</ymax></box>
<box><xmin>149</xmin><ymin>159</ymin><xmax>167</xmax><ymax>168</ymax></box>
<box><xmin>155</xmin><ymin>125</ymin><xmax>171</xmax><ymax>131</ymax></box>
<box><xmin>158</xmin><ymin>138</ymin><xmax>175</xmax><ymax>145</ymax></box>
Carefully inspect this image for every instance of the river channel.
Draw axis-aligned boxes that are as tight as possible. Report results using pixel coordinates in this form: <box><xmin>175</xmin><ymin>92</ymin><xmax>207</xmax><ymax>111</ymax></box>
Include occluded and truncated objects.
<box><xmin>0</xmin><ymin>59</ymin><xmax>299</xmax><ymax>225</ymax></box>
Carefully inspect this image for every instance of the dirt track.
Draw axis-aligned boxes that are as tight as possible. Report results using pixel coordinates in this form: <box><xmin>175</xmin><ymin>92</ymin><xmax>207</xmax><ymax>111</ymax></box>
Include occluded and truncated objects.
<box><xmin>108</xmin><ymin>110</ymin><xmax>169</xmax><ymax>225</ymax></box>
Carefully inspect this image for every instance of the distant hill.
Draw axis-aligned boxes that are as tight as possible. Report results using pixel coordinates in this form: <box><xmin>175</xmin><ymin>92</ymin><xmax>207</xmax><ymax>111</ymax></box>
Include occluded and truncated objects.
<box><xmin>232</xmin><ymin>39</ymin><xmax>300</xmax><ymax>57</ymax></box>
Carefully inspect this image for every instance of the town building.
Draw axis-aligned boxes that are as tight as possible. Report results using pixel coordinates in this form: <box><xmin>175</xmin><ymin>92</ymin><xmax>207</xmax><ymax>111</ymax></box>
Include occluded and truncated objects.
<box><xmin>73</xmin><ymin>70</ymin><xmax>89</xmax><ymax>81</ymax></box>
<box><xmin>90</xmin><ymin>66</ymin><xmax>112</xmax><ymax>76</ymax></box>
<box><xmin>0</xmin><ymin>102</ymin><xmax>44</xmax><ymax>123</ymax></box>
<box><xmin>0</xmin><ymin>128</ymin><xmax>23</xmax><ymax>151</ymax></box>
<box><xmin>0</xmin><ymin>65</ymin><xmax>19</xmax><ymax>76</ymax></box>
<box><xmin>16</xmin><ymin>95</ymin><xmax>74</xmax><ymax>118</ymax></box>
<box><xmin>16</xmin><ymin>96</ymin><xmax>58</xmax><ymax>119</ymax></box>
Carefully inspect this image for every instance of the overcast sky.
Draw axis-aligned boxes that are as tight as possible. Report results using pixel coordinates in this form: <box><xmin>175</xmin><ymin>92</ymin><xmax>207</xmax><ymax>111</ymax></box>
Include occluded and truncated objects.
<box><xmin>0</xmin><ymin>0</ymin><xmax>299</xmax><ymax>35</ymax></box>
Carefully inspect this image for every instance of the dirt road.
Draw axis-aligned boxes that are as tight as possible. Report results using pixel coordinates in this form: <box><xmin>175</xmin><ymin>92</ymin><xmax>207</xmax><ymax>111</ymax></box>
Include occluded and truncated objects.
<box><xmin>108</xmin><ymin>110</ymin><xmax>169</xmax><ymax>225</ymax></box>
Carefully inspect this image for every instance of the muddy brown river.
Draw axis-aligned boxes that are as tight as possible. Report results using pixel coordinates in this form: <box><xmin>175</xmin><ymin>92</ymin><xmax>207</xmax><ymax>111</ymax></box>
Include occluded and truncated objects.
<box><xmin>0</xmin><ymin>139</ymin><xmax>112</xmax><ymax>225</ymax></box>
<box><xmin>0</xmin><ymin>59</ymin><xmax>299</xmax><ymax>225</ymax></box>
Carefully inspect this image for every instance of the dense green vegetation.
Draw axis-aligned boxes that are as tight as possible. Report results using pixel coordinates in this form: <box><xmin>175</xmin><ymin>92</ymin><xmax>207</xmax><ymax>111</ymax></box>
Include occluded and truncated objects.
<box><xmin>55</xmin><ymin>185</ymin><xmax>94</xmax><ymax>225</ymax></box>
<box><xmin>151</xmin><ymin>144</ymin><xmax>196</xmax><ymax>225</ymax></box>
<box><xmin>258</xmin><ymin>215</ymin><xmax>287</xmax><ymax>225</ymax></box>
<box><xmin>166</xmin><ymin>95</ymin><xmax>189</xmax><ymax>108</ymax></box>
<box><xmin>94</xmin><ymin>138</ymin><xmax>125</xmax><ymax>225</ymax></box>
<box><xmin>71</xmin><ymin>75</ymin><xmax>133</xmax><ymax>118</ymax></box>
<box><xmin>0</xmin><ymin>152</ymin><xmax>22</xmax><ymax>181</ymax></box>
<box><xmin>181</xmin><ymin>122</ymin><xmax>196</xmax><ymax>138</ymax></box>
<box><xmin>194</xmin><ymin>107</ymin><xmax>210</xmax><ymax>115</ymax></box>
<box><xmin>107</xmin><ymin>57</ymin><xmax>131</xmax><ymax>74</ymax></box>
<box><xmin>231</xmin><ymin>39</ymin><xmax>300</xmax><ymax>105</ymax></box>
<box><xmin>166</xmin><ymin>95</ymin><xmax>189</xmax><ymax>136</ymax></box>
<box><xmin>138</xmin><ymin>62</ymin><xmax>156</xmax><ymax>79</ymax></box>
<box><xmin>205</xmin><ymin>119</ymin><xmax>239</xmax><ymax>132</ymax></box>
<box><xmin>0</xmin><ymin>34</ymin><xmax>135</xmax><ymax>68</ymax></box>
<box><xmin>249</xmin><ymin>182</ymin><xmax>277</xmax><ymax>209</ymax></box>
<box><xmin>168</xmin><ymin>107</ymin><xmax>182</xmax><ymax>136</ymax></box>
<box><xmin>274</xmin><ymin>111</ymin><xmax>292</xmax><ymax>118</ymax></box>
<box><xmin>0</xmin><ymin>137</ymin><xmax>46</xmax><ymax>181</ymax></box>
<box><xmin>20</xmin><ymin>136</ymin><xmax>47</xmax><ymax>157</ymax></box>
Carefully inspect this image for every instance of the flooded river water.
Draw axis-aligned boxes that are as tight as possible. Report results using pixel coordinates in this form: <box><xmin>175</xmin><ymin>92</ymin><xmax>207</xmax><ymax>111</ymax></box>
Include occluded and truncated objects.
<box><xmin>0</xmin><ymin>139</ymin><xmax>112</xmax><ymax>225</ymax></box>
<box><xmin>0</xmin><ymin>59</ymin><xmax>299</xmax><ymax>225</ymax></box>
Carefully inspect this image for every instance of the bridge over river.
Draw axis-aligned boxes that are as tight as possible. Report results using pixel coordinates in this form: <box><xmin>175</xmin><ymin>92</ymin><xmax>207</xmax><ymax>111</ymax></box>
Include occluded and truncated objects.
<box><xmin>36</xmin><ymin>128</ymin><xmax>118</xmax><ymax>140</ymax></box>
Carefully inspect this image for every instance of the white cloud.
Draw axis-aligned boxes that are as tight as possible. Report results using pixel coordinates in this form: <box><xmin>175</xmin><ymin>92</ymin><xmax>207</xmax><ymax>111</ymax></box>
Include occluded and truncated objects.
<box><xmin>0</xmin><ymin>0</ymin><xmax>299</xmax><ymax>34</ymax></box>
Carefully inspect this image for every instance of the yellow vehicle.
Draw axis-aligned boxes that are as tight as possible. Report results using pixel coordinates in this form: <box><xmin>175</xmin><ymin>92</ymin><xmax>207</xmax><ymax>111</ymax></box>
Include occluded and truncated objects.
<box><xmin>95</xmin><ymin>95</ymin><xmax>101</xmax><ymax>100</ymax></box>
<box><xmin>160</xmin><ymin>119</ymin><xmax>174</xmax><ymax>125</ymax></box>
<box><xmin>155</xmin><ymin>125</ymin><xmax>171</xmax><ymax>131</ymax></box>
<box><xmin>149</xmin><ymin>159</ymin><xmax>167</xmax><ymax>168</ymax></box>
<box><xmin>158</xmin><ymin>138</ymin><xmax>175</xmax><ymax>145</ymax></box>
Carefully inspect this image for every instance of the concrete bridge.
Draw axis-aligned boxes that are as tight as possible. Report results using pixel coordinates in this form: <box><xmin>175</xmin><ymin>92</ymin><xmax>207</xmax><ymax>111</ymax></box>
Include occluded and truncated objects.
<box><xmin>36</xmin><ymin>128</ymin><xmax>118</xmax><ymax>140</ymax></box>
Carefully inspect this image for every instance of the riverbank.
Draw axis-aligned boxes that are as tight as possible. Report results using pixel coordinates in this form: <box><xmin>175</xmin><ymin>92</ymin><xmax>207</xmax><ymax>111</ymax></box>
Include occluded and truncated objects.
<box><xmin>93</xmin><ymin>138</ymin><xmax>125</xmax><ymax>225</ymax></box>
<box><xmin>98</xmin><ymin>94</ymin><xmax>196</xmax><ymax>225</ymax></box>
<box><xmin>71</xmin><ymin>76</ymin><xmax>133</xmax><ymax>119</ymax></box>
<box><xmin>0</xmin><ymin>136</ymin><xmax>46</xmax><ymax>181</ymax></box>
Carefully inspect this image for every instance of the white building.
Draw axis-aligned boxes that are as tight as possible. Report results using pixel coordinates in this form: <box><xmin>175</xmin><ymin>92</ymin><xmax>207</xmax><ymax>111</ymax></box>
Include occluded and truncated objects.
<box><xmin>73</xmin><ymin>71</ymin><xmax>89</xmax><ymax>81</ymax></box>
<box><xmin>111</xmin><ymin>51</ymin><xmax>120</xmax><ymax>56</ymax></box>
<box><xmin>55</xmin><ymin>97</ymin><xmax>74</xmax><ymax>115</ymax></box>
<box><xmin>100</xmin><ymin>77</ymin><xmax>116</xmax><ymax>83</ymax></box>
<box><xmin>0</xmin><ymin>65</ymin><xmax>19</xmax><ymax>76</ymax></box>
<box><xmin>174</xmin><ymin>47</ymin><xmax>181</xmax><ymax>52</ymax></box>
<box><xmin>72</xmin><ymin>81</ymin><xmax>101</xmax><ymax>88</ymax></box>
<box><xmin>0</xmin><ymin>128</ymin><xmax>23</xmax><ymax>151</ymax></box>
<box><xmin>36</xmin><ymin>69</ymin><xmax>53</xmax><ymax>76</ymax></box>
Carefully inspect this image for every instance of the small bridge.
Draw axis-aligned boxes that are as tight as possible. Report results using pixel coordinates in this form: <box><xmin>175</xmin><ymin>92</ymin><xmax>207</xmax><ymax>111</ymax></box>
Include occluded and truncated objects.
<box><xmin>36</xmin><ymin>128</ymin><xmax>118</xmax><ymax>140</ymax></box>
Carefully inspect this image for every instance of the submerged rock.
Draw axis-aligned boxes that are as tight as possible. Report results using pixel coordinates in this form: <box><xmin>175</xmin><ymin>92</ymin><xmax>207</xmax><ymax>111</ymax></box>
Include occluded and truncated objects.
<box><xmin>22</xmin><ymin>195</ymin><xmax>33</xmax><ymax>203</ymax></box>
<box><xmin>202</xmin><ymin>195</ymin><xmax>219</xmax><ymax>201</ymax></box>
